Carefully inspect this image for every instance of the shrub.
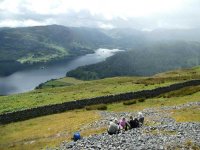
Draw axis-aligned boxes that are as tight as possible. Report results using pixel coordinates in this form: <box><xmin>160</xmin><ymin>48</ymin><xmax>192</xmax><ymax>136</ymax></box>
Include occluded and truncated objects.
<box><xmin>138</xmin><ymin>98</ymin><xmax>145</xmax><ymax>102</ymax></box>
<box><xmin>123</xmin><ymin>100</ymin><xmax>137</xmax><ymax>105</ymax></box>
<box><xmin>85</xmin><ymin>104</ymin><xmax>107</xmax><ymax>110</ymax></box>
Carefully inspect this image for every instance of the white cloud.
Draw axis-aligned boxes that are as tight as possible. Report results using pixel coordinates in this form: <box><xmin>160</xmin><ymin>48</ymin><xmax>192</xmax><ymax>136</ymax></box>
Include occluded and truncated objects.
<box><xmin>0</xmin><ymin>0</ymin><xmax>199</xmax><ymax>29</ymax></box>
<box><xmin>0</xmin><ymin>20</ymin><xmax>21</xmax><ymax>27</ymax></box>
<box><xmin>98</xmin><ymin>23</ymin><xmax>115</xmax><ymax>29</ymax></box>
<box><xmin>0</xmin><ymin>19</ymin><xmax>55</xmax><ymax>27</ymax></box>
<box><xmin>0</xmin><ymin>0</ymin><xmax>184</xmax><ymax>17</ymax></box>
<box><xmin>0</xmin><ymin>0</ymin><xmax>22</xmax><ymax>13</ymax></box>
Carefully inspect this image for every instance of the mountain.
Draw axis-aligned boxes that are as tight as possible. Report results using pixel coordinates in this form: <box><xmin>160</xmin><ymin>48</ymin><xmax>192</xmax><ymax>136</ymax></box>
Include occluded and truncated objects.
<box><xmin>0</xmin><ymin>25</ymin><xmax>114</xmax><ymax>63</ymax></box>
<box><xmin>1</xmin><ymin>25</ymin><xmax>200</xmax><ymax>76</ymax></box>
<box><xmin>1</xmin><ymin>26</ymin><xmax>200</xmax><ymax>64</ymax></box>
<box><xmin>146</xmin><ymin>28</ymin><xmax>200</xmax><ymax>42</ymax></box>
<box><xmin>0</xmin><ymin>25</ymin><xmax>113</xmax><ymax>76</ymax></box>
<box><xmin>67</xmin><ymin>41</ymin><xmax>200</xmax><ymax>80</ymax></box>
<box><xmin>101</xmin><ymin>28</ymin><xmax>147</xmax><ymax>50</ymax></box>
<box><xmin>1</xmin><ymin>25</ymin><xmax>200</xmax><ymax>150</ymax></box>
<box><xmin>102</xmin><ymin>28</ymin><xmax>200</xmax><ymax>49</ymax></box>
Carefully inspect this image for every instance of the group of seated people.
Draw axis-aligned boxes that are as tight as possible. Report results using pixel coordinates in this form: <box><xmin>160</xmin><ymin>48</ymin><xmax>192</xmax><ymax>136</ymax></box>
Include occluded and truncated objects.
<box><xmin>107</xmin><ymin>112</ymin><xmax>144</xmax><ymax>135</ymax></box>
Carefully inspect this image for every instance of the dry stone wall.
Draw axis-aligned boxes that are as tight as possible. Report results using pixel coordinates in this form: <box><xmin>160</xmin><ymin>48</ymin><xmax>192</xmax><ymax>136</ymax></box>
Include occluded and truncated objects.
<box><xmin>1</xmin><ymin>79</ymin><xmax>200</xmax><ymax>124</ymax></box>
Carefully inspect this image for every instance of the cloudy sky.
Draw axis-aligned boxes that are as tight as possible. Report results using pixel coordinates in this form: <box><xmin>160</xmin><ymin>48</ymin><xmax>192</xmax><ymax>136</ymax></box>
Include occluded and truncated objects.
<box><xmin>0</xmin><ymin>0</ymin><xmax>199</xmax><ymax>30</ymax></box>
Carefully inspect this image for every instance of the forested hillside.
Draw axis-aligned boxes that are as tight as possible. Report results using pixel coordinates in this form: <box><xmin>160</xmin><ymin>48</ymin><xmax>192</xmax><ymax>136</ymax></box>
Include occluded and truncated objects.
<box><xmin>0</xmin><ymin>25</ymin><xmax>113</xmax><ymax>76</ymax></box>
<box><xmin>67</xmin><ymin>41</ymin><xmax>200</xmax><ymax>80</ymax></box>
<box><xmin>1</xmin><ymin>25</ymin><xmax>200</xmax><ymax>76</ymax></box>
<box><xmin>0</xmin><ymin>25</ymin><xmax>114</xmax><ymax>63</ymax></box>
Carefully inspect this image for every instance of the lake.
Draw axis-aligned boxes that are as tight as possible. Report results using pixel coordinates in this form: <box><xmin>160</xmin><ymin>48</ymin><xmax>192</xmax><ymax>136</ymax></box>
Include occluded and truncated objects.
<box><xmin>0</xmin><ymin>48</ymin><xmax>123</xmax><ymax>95</ymax></box>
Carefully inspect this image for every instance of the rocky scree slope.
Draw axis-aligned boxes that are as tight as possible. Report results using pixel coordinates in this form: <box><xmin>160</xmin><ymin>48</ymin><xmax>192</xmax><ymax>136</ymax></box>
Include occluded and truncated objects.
<box><xmin>53</xmin><ymin>102</ymin><xmax>200</xmax><ymax>150</ymax></box>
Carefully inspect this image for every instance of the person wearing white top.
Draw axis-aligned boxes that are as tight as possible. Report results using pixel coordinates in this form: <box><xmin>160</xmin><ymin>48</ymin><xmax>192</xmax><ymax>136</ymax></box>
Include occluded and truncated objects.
<box><xmin>138</xmin><ymin>112</ymin><xmax>144</xmax><ymax>126</ymax></box>
<box><xmin>107</xmin><ymin>119</ymin><xmax>120</xmax><ymax>135</ymax></box>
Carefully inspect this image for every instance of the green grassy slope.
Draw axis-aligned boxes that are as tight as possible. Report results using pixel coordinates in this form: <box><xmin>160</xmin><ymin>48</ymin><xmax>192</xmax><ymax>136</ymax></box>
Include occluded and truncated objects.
<box><xmin>0</xmin><ymin>81</ymin><xmax>200</xmax><ymax>150</ymax></box>
<box><xmin>0</xmin><ymin>110</ymin><xmax>102</xmax><ymax>150</ymax></box>
<box><xmin>36</xmin><ymin>77</ymin><xmax>84</xmax><ymax>89</ymax></box>
<box><xmin>0</xmin><ymin>66</ymin><xmax>200</xmax><ymax>114</ymax></box>
<box><xmin>107</xmin><ymin>85</ymin><xmax>200</xmax><ymax>112</ymax></box>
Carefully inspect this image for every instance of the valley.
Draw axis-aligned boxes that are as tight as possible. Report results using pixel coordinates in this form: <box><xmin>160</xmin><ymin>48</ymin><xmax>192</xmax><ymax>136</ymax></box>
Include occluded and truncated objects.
<box><xmin>0</xmin><ymin>25</ymin><xmax>113</xmax><ymax>76</ymax></box>
<box><xmin>0</xmin><ymin>25</ymin><xmax>200</xmax><ymax>150</ymax></box>
<box><xmin>0</xmin><ymin>48</ymin><xmax>121</xmax><ymax>95</ymax></box>
<box><xmin>1</xmin><ymin>1</ymin><xmax>200</xmax><ymax>149</ymax></box>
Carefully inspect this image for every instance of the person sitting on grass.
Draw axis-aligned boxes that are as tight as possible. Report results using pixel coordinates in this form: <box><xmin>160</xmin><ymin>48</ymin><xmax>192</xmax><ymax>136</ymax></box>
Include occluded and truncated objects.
<box><xmin>119</xmin><ymin>117</ymin><xmax>129</xmax><ymax>130</ymax></box>
<box><xmin>107</xmin><ymin>118</ymin><xmax>120</xmax><ymax>135</ymax></box>
<box><xmin>128</xmin><ymin>116</ymin><xmax>139</xmax><ymax>129</ymax></box>
<box><xmin>138</xmin><ymin>112</ymin><xmax>144</xmax><ymax>126</ymax></box>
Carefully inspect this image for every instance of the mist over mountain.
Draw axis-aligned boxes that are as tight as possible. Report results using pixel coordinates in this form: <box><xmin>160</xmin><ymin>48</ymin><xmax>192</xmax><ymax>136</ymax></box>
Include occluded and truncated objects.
<box><xmin>146</xmin><ymin>28</ymin><xmax>200</xmax><ymax>42</ymax></box>
<box><xmin>67</xmin><ymin>40</ymin><xmax>200</xmax><ymax>80</ymax></box>
<box><xmin>1</xmin><ymin>24</ymin><xmax>200</xmax><ymax>77</ymax></box>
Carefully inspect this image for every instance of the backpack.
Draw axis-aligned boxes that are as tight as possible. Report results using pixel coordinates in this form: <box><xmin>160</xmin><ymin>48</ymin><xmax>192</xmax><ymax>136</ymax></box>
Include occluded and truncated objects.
<box><xmin>73</xmin><ymin>132</ymin><xmax>81</xmax><ymax>141</ymax></box>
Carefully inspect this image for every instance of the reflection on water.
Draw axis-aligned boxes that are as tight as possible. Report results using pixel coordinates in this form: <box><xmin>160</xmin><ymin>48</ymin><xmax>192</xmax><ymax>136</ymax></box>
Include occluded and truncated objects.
<box><xmin>0</xmin><ymin>48</ymin><xmax>123</xmax><ymax>95</ymax></box>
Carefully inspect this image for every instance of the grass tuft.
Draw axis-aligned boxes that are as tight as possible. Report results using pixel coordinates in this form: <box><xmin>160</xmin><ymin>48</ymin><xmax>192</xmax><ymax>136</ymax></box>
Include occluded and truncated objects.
<box><xmin>85</xmin><ymin>104</ymin><xmax>107</xmax><ymax>110</ymax></box>
<box><xmin>123</xmin><ymin>100</ymin><xmax>137</xmax><ymax>105</ymax></box>
<box><xmin>138</xmin><ymin>98</ymin><xmax>145</xmax><ymax>102</ymax></box>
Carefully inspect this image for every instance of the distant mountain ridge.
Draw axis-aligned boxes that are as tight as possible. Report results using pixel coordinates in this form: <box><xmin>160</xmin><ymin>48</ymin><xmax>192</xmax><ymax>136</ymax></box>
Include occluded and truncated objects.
<box><xmin>1</xmin><ymin>25</ymin><xmax>200</xmax><ymax>76</ymax></box>
<box><xmin>67</xmin><ymin>41</ymin><xmax>200</xmax><ymax>80</ymax></box>
<box><xmin>1</xmin><ymin>25</ymin><xmax>200</xmax><ymax>64</ymax></box>
<box><xmin>0</xmin><ymin>25</ymin><xmax>113</xmax><ymax>76</ymax></box>
<box><xmin>0</xmin><ymin>25</ymin><xmax>113</xmax><ymax>63</ymax></box>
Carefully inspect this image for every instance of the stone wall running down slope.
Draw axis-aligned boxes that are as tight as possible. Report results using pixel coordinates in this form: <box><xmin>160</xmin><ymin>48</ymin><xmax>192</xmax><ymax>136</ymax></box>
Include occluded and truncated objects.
<box><xmin>0</xmin><ymin>79</ymin><xmax>200</xmax><ymax>124</ymax></box>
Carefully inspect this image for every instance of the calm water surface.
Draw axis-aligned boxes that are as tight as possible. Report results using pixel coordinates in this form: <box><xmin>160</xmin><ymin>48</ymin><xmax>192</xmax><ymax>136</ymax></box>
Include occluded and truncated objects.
<box><xmin>0</xmin><ymin>48</ymin><xmax>122</xmax><ymax>95</ymax></box>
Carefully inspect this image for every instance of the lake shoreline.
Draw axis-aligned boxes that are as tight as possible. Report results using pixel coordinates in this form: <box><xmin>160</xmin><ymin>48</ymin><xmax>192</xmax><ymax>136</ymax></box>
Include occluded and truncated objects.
<box><xmin>0</xmin><ymin>51</ymin><xmax>95</xmax><ymax>77</ymax></box>
<box><xmin>0</xmin><ymin>48</ymin><xmax>122</xmax><ymax>95</ymax></box>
